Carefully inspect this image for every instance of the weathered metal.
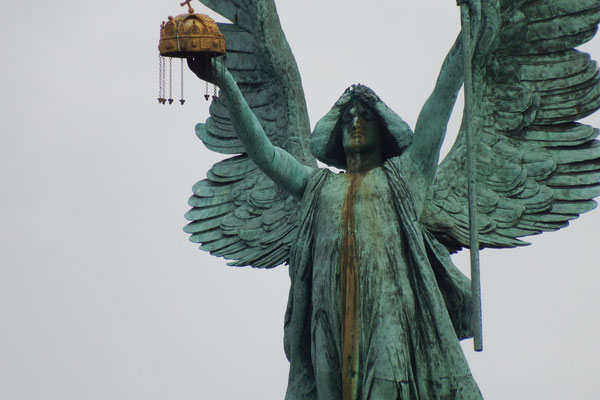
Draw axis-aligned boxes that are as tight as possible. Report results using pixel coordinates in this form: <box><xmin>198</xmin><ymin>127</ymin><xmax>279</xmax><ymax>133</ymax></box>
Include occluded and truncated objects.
<box><xmin>340</xmin><ymin>173</ymin><xmax>364</xmax><ymax>400</ymax></box>
<box><xmin>179</xmin><ymin>0</ymin><xmax>600</xmax><ymax>398</ymax></box>
<box><xmin>460</xmin><ymin>2</ymin><xmax>483</xmax><ymax>353</ymax></box>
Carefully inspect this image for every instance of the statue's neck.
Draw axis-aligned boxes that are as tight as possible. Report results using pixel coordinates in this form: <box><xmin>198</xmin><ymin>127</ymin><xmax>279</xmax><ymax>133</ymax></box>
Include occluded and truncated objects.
<box><xmin>345</xmin><ymin>150</ymin><xmax>382</xmax><ymax>174</ymax></box>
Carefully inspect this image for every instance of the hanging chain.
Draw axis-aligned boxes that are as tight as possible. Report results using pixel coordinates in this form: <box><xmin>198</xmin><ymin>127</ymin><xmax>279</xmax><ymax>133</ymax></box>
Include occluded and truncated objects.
<box><xmin>160</xmin><ymin>56</ymin><xmax>166</xmax><ymax>104</ymax></box>
<box><xmin>180</xmin><ymin>58</ymin><xmax>185</xmax><ymax>105</ymax></box>
<box><xmin>219</xmin><ymin>57</ymin><xmax>225</xmax><ymax>103</ymax></box>
<box><xmin>168</xmin><ymin>57</ymin><xmax>174</xmax><ymax>104</ymax></box>
<box><xmin>212</xmin><ymin>59</ymin><xmax>220</xmax><ymax>101</ymax></box>
<box><xmin>158</xmin><ymin>56</ymin><xmax>229</xmax><ymax>106</ymax></box>
<box><xmin>162</xmin><ymin>56</ymin><xmax>166</xmax><ymax>103</ymax></box>
<box><xmin>158</xmin><ymin>55</ymin><xmax>164</xmax><ymax>104</ymax></box>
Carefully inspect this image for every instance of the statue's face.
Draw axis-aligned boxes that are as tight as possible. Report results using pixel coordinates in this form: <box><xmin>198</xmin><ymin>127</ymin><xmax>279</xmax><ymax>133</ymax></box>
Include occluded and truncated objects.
<box><xmin>341</xmin><ymin>102</ymin><xmax>382</xmax><ymax>155</ymax></box>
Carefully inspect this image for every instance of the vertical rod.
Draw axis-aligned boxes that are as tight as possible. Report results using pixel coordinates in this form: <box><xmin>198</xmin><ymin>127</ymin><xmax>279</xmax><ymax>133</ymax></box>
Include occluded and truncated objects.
<box><xmin>461</xmin><ymin>4</ymin><xmax>483</xmax><ymax>352</ymax></box>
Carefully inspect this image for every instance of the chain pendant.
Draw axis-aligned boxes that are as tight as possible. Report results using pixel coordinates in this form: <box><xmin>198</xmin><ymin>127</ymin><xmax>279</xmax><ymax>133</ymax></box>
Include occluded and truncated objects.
<box><xmin>180</xmin><ymin>58</ymin><xmax>185</xmax><ymax>105</ymax></box>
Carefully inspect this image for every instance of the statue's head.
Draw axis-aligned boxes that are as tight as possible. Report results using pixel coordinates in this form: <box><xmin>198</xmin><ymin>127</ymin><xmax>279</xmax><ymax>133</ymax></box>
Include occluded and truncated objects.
<box><xmin>311</xmin><ymin>84</ymin><xmax>413</xmax><ymax>169</ymax></box>
<box><xmin>340</xmin><ymin>99</ymin><xmax>383</xmax><ymax>156</ymax></box>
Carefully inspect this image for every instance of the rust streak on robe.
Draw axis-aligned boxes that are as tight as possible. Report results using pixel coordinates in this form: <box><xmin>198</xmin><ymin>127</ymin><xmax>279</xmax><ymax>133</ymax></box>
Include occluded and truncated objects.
<box><xmin>340</xmin><ymin>173</ymin><xmax>364</xmax><ymax>400</ymax></box>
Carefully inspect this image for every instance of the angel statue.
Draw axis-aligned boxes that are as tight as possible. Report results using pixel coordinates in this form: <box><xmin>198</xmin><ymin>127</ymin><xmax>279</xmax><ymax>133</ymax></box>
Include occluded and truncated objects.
<box><xmin>183</xmin><ymin>0</ymin><xmax>600</xmax><ymax>398</ymax></box>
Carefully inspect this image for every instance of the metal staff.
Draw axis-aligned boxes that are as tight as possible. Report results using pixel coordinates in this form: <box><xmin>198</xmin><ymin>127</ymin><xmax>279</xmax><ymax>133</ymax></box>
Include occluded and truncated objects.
<box><xmin>460</xmin><ymin>2</ymin><xmax>483</xmax><ymax>352</ymax></box>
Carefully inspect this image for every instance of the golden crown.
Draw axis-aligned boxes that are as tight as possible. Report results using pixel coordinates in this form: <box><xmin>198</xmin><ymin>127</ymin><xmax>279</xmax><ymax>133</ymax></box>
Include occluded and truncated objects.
<box><xmin>158</xmin><ymin>1</ymin><xmax>226</xmax><ymax>58</ymax></box>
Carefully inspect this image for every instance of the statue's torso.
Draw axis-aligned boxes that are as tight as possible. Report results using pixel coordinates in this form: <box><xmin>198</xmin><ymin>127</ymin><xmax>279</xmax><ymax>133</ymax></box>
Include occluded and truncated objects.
<box><xmin>286</xmin><ymin>166</ymin><xmax>481</xmax><ymax>399</ymax></box>
<box><xmin>311</xmin><ymin>167</ymin><xmax>418</xmax><ymax>396</ymax></box>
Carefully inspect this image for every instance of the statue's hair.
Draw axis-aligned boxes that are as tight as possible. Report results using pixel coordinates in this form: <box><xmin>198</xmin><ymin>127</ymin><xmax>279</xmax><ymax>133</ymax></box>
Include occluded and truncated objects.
<box><xmin>310</xmin><ymin>84</ymin><xmax>414</xmax><ymax>169</ymax></box>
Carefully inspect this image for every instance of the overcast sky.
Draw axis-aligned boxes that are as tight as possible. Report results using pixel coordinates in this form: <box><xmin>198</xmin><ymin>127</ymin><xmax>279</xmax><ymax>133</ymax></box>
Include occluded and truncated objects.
<box><xmin>1</xmin><ymin>0</ymin><xmax>599</xmax><ymax>399</ymax></box>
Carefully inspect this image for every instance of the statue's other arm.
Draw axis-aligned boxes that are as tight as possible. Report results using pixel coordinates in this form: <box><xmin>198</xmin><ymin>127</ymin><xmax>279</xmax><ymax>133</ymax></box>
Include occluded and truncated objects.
<box><xmin>407</xmin><ymin>1</ymin><xmax>481</xmax><ymax>193</ymax></box>
<box><xmin>196</xmin><ymin>61</ymin><xmax>315</xmax><ymax>199</ymax></box>
<box><xmin>409</xmin><ymin>37</ymin><xmax>464</xmax><ymax>188</ymax></box>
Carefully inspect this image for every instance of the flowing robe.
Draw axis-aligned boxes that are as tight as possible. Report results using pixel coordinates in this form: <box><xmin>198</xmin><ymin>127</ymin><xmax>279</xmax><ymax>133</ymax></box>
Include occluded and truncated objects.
<box><xmin>283</xmin><ymin>159</ymin><xmax>483</xmax><ymax>400</ymax></box>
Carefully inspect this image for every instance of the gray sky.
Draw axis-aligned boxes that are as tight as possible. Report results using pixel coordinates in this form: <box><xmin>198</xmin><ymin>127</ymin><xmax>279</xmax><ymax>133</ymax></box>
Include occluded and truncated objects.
<box><xmin>1</xmin><ymin>0</ymin><xmax>599</xmax><ymax>399</ymax></box>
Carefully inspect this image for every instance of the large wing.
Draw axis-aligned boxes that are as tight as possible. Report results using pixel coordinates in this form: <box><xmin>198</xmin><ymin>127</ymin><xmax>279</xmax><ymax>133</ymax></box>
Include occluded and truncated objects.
<box><xmin>423</xmin><ymin>0</ymin><xmax>600</xmax><ymax>252</ymax></box>
<box><xmin>184</xmin><ymin>0</ymin><xmax>316</xmax><ymax>268</ymax></box>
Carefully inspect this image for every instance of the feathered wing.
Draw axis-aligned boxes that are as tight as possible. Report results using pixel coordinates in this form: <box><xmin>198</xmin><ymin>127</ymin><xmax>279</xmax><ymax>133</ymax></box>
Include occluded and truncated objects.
<box><xmin>423</xmin><ymin>0</ymin><xmax>600</xmax><ymax>252</ymax></box>
<box><xmin>184</xmin><ymin>0</ymin><xmax>316</xmax><ymax>268</ymax></box>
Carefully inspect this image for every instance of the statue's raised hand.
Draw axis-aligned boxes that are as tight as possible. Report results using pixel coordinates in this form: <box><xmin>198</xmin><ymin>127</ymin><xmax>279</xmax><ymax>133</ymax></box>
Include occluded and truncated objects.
<box><xmin>187</xmin><ymin>57</ymin><xmax>227</xmax><ymax>87</ymax></box>
<box><xmin>456</xmin><ymin>0</ymin><xmax>481</xmax><ymax>17</ymax></box>
<box><xmin>457</xmin><ymin>0</ymin><xmax>482</xmax><ymax>47</ymax></box>
<box><xmin>457</xmin><ymin>0</ymin><xmax>501</xmax><ymax>59</ymax></box>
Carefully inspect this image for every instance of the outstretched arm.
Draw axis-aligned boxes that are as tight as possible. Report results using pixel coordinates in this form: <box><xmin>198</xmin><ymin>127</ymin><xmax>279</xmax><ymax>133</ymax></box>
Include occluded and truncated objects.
<box><xmin>189</xmin><ymin>58</ymin><xmax>315</xmax><ymax>199</ymax></box>
<box><xmin>409</xmin><ymin>38</ymin><xmax>463</xmax><ymax>180</ymax></box>
<box><xmin>408</xmin><ymin>0</ymin><xmax>482</xmax><ymax>188</ymax></box>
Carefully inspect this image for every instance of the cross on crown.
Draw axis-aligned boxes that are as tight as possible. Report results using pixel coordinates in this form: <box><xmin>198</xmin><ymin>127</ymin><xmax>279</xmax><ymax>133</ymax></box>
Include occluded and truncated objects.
<box><xmin>180</xmin><ymin>0</ymin><xmax>194</xmax><ymax>14</ymax></box>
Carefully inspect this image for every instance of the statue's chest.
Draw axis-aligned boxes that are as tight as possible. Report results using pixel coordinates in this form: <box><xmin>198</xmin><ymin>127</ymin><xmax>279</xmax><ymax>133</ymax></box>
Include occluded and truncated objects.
<box><xmin>315</xmin><ymin>169</ymin><xmax>395</xmax><ymax>238</ymax></box>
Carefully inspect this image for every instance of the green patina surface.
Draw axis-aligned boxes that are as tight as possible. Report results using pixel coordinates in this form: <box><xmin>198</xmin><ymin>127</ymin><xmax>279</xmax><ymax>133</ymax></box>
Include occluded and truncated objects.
<box><xmin>182</xmin><ymin>0</ymin><xmax>600</xmax><ymax>398</ymax></box>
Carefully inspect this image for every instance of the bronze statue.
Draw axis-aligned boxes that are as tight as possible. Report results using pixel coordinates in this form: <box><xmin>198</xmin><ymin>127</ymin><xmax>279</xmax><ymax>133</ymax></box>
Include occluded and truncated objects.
<box><xmin>182</xmin><ymin>0</ymin><xmax>600</xmax><ymax>398</ymax></box>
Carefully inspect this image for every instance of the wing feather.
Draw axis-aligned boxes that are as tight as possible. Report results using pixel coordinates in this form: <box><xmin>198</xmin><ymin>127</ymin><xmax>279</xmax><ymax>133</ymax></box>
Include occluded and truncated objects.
<box><xmin>185</xmin><ymin>1</ymin><xmax>317</xmax><ymax>268</ymax></box>
<box><xmin>424</xmin><ymin>0</ymin><xmax>600</xmax><ymax>252</ymax></box>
